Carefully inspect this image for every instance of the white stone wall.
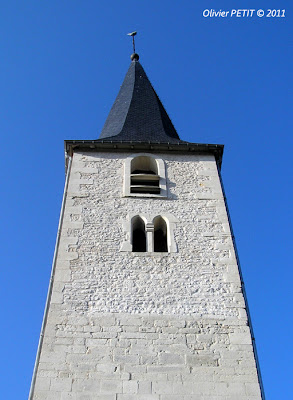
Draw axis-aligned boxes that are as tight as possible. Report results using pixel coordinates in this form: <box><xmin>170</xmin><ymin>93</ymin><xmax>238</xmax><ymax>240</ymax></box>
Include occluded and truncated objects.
<box><xmin>32</xmin><ymin>151</ymin><xmax>262</xmax><ymax>400</ymax></box>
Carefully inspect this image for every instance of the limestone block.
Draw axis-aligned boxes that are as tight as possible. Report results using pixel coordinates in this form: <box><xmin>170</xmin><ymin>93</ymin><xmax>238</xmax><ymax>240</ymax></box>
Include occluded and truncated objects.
<box><xmin>34</xmin><ymin>391</ymin><xmax>61</xmax><ymax>400</ymax></box>
<box><xmin>122</xmin><ymin>380</ymin><xmax>138</xmax><ymax>394</ymax></box>
<box><xmin>71</xmin><ymin>378</ymin><xmax>100</xmax><ymax>392</ymax></box>
<box><xmin>147</xmin><ymin>365</ymin><xmax>189</xmax><ymax>374</ymax></box>
<box><xmin>172</xmin><ymin>381</ymin><xmax>195</xmax><ymax>395</ymax></box>
<box><xmin>186</xmin><ymin>355</ymin><xmax>218</xmax><ymax>367</ymax></box>
<box><xmin>229</xmin><ymin>332</ymin><xmax>252</xmax><ymax>345</ymax></box>
<box><xmin>54</xmin><ymin>269</ymin><xmax>71</xmax><ymax>282</ymax></box>
<box><xmin>54</xmin><ymin>259</ymin><xmax>70</xmax><ymax>270</ymax></box>
<box><xmin>100</xmin><ymin>380</ymin><xmax>123</xmax><ymax>393</ymax></box>
<box><xmin>76</xmin><ymin>396</ymin><xmax>115</xmax><ymax>400</ymax></box>
<box><xmin>159</xmin><ymin>353</ymin><xmax>185</xmax><ymax>365</ymax></box>
<box><xmin>60</xmin><ymin>393</ymin><xmax>76</xmax><ymax>400</ymax></box>
<box><xmin>117</xmin><ymin>396</ymin><xmax>159</xmax><ymax>400</ymax></box>
<box><xmin>152</xmin><ymin>381</ymin><xmax>174</xmax><ymax>394</ymax></box>
<box><xmin>245</xmin><ymin>382</ymin><xmax>262</xmax><ymax>396</ymax></box>
<box><xmin>56</xmin><ymin>250</ymin><xmax>79</xmax><ymax>261</ymax></box>
<box><xmin>36</xmin><ymin>370</ymin><xmax>58</xmax><ymax>378</ymax></box>
<box><xmin>215</xmin><ymin>382</ymin><xmax>246</xmax><ymax>395</ymax></box>
<box><xmin>34</xmin><ymin>377</ymin><xmax>50</xmax><ymax>392</ymax></box>
<box><xmin>138</xmin><ymin>381</ymin><xmax>152</xmax><ymax>394</ymax></box>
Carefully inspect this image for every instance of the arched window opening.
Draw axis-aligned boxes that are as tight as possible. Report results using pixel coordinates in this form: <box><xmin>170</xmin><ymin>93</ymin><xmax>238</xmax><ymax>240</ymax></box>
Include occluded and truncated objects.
<box><xmin>132</xmin><ymin>216</ymin><xmax>146</xmax><ymax>252</ymax></box>
<box><xmin>154</xmin><ymin>216</ymin><xmax>168</xmax><ymax>253</ymax></box>
<box><xmin>130</xmin><ymin>156</ymin><xmax>160</xmax><ymax>194</ymax></box>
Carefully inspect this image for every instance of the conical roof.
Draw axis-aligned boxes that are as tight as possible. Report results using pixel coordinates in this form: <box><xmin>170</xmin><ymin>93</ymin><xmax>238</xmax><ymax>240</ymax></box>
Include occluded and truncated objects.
<box><xmin>65</xmin><ymin>57</ymin><xmax>224</xmax><ymax>170</ymax></box>
<box><xmin>98</xmin><ymin>59</ymin><xmax>182</xmax><ymax>143</ymax></box>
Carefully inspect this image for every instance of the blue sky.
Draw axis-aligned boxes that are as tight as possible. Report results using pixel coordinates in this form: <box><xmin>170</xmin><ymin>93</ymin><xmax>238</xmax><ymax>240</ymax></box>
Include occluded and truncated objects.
<box><xmin>0</xmin><ymin>1</ymin><xmax>292</xmax><ymax>398</ymax></box>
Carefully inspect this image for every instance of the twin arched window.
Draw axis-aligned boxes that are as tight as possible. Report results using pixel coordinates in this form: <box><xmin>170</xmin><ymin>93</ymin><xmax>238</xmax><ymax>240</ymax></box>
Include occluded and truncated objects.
<box><xmin>132</xmin><ymin>216</ymin><xmax>168</xmax><ymax>253</ymax></box>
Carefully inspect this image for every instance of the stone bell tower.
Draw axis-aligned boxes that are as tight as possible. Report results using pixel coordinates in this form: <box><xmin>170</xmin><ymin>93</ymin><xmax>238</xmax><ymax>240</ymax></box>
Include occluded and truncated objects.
<box><xmin>29</xmin><ymin>50</ymin><xmax>265</xmax><ymax>399</ymax></box>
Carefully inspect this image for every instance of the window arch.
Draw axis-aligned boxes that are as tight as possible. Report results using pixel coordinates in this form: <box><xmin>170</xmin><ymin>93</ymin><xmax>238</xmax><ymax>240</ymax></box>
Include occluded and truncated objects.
<box><xmin>132</xmin><ymin>216</ymin><xmax>146</xmax><ymax>252</ymax></box>
<box><xmin>123</xmin><ymin>154</ymin><xmax>167</xmax><ymax>198</ymax></box>
<box><xmin>154</xmin><ymin>216</ymin><xmax>168</xmax><ymax>252</ymax></box>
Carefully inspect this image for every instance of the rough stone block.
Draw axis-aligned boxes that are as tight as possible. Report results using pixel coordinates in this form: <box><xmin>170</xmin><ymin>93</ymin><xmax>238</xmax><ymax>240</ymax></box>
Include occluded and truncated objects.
<box><xmin>122</xmin><ymin>380</ymin><xmax>138</xmax><ymax>394</ymax></box>
<box><xmin>117</xmin><ymin>396</ymin><xmax>159</xmax><ymax>400</ymax></box>
<box><xmin>34</xmin><ymin>377</ymin><xmax>50</xmax><ymax>391</ymax></box>
<box><xmin>229</xmin><ymin>333</ymin><xmax>252</xmax><ymax>345</ymax></box>
<box><xmin>100</xmin><ymin>380</ymin><xmax>123</xmax><ymax>394</ymax></box>
<box><xmin>152</xmin><ymin>381</ymin><xmax>174</xmax><ymax>394</ymax></box>
<box><xmin>50</xmin><ymin>378</ymin><xmax>72</xmax><ymax>392</ymax></box>
<box><xmin>138</xmin><ymin>381</ymin><xmax>152</xmax><ymax>394</ymax></box>
<box><xmin>34</xmin><ymin>391</ymin><xmax>61</xmax><ymax>400</ymax></box>
<box><xmin>245</xmin><ymin>382</ymin><xmax>262</xmax><ymax>396</ymax></box>
<box><xmin>159</xmin><ymin>353</ymin><xmax>185</xmax><ymax>365</ymax></box>
<box><xmin>215</xmin><ymin>382</ymin><xmax>246</xmax><ymax>395</ymax></box>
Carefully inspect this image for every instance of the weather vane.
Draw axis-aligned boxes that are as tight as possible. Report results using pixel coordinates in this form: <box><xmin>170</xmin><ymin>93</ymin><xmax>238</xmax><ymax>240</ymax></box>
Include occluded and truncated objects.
<box><xmin>127</xmin><ymin>31</ymin><xmax>137</xmax><ymax>54</ymax></box>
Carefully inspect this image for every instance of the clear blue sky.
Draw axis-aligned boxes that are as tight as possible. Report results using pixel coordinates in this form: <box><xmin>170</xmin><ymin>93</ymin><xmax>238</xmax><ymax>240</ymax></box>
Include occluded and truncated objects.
<box><xmin>0</xmin><ymin>1</ymin><xmax>292</xmax><ymax>398</ymax></box>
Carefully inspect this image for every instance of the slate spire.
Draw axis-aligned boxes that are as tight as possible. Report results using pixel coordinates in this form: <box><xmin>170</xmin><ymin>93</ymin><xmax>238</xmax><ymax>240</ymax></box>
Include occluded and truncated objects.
<box><xmin>98</xmin><ymin>58</ymin><xmax>182</xmax><ymax>143</ymax></box>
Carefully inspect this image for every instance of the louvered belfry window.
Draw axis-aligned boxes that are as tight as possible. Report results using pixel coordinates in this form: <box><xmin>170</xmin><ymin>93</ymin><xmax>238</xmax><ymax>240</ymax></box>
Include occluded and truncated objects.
<box><xmin>130</xmin><ymin>156</ymin><xmax>160</xmax><ymax>194</ymax></box>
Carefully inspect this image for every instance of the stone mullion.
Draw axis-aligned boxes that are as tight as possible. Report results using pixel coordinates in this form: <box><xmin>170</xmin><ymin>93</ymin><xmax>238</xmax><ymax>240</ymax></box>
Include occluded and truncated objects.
<box><xmin>145</xmin><ymin>223</ymin><xmax>154</xmax><ymax>252</ymax></box>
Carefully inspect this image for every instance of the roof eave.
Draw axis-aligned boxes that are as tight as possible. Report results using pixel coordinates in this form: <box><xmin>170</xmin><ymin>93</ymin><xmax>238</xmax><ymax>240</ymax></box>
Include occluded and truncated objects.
<box><xmin>64</xmin><ymin>140</ymin><xmax>224</xmax><ymax>172</ymax></box>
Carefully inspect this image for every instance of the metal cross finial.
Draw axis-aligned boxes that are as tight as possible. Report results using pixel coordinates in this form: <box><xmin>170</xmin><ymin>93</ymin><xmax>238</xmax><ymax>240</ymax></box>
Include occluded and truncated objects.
<box><xmin>127</xmin><ymin>31</ymin><xmax>137</xmax><ymax>53</ymax></box>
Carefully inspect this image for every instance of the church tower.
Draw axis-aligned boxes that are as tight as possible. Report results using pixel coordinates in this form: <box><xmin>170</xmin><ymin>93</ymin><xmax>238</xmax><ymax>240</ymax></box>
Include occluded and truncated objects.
<box><xmin>30</xmin><ymin>50</ymin><xmax>264</xmax><ymax>399</ymax></box>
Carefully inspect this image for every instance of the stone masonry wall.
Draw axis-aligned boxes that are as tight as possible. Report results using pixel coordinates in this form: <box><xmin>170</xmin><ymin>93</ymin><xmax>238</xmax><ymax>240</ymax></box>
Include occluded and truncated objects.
<box><xmin>31</xmin><ymin>151</ymin><xmax>262</xmax><ymax>400</ymax></box>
